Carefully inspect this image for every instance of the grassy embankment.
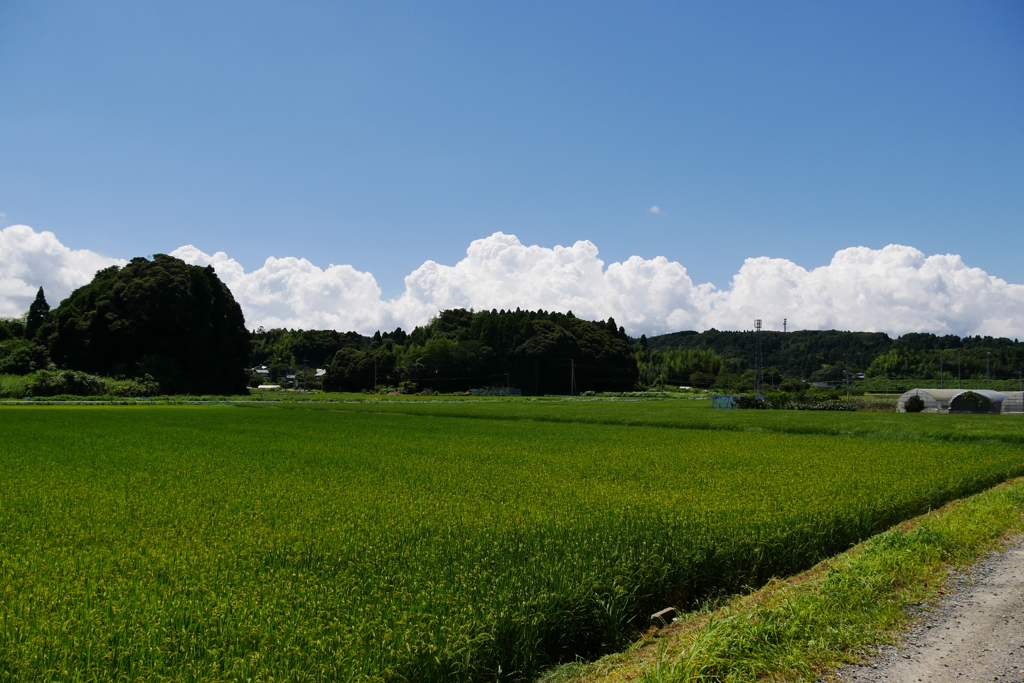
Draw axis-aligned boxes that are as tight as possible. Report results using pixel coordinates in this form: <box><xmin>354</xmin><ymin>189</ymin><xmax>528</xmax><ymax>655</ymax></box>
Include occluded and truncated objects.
<box><xmin>0</xmin><ymin>401</ymin><xmax>1022</xmax><ymax>681</ymax></box>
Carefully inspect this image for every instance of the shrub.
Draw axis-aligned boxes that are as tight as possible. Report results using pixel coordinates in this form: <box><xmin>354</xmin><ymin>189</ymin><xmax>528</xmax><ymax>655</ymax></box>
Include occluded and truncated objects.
<box><xmin>107</xmin><ymin>376</ymin><xmax>161</xmax><ymax>397</ymax></box>
<box><xmin>849</xmin><ymin>397</ymin><xmax>897</xmax><ymax>412</ymax></box>
<box><xmin>778</xmin><ymin>378</ymin><xmax>806</xmax><ymax>394</ymax></box>
<box><xmin>792</xmin><ymin>400</ymin><xmax>856</xmax><ymax>411</ymax></box>
<box><xmin>904</xmin><ymin>394</ymin><xmax>926</xmax><ymax>413</ymax></box>
<box><xmin>0</xmin><ymin>341</ymin><xmax>50</xmax><ymax>375</ymax></box>
<box><xmin>734</xmin><ymin>394</ymin><xmax>765</xmax><ymax>409</ymax></box>
<box><xmin>762</xmin><ymin>392</ymin><xmax>796</xmax><ymax>410</ymax></box>
<box><xmin>732</xmin><ymin>391</ymin><xmax>860</xmax><ymax>411</ymax></box>
<box><xmin>815</xmin><ymin>389</ymin><xmax>844</xmax><ymax>401</ymax></box>
<box><xmin>0</xmin><ymin>374</ymin><xmax>33</xmax><ymax>398</ymax></box>
<box><xmin>25</xmin><ymin>370</ymin><xmax>106</xmax><ymax>397</ymax></box>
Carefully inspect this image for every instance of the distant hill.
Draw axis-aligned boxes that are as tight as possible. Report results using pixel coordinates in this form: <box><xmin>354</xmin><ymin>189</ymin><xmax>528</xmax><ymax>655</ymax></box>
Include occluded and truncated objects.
<box><xmin>646</xmin><ymin>329</ymin><xmax>1024</xmax><ymax>384</ymax></box>
<box><xmin>647</xmin><ymin>329</ymin><xmax>893</xmax><ymax>378</ymax></box>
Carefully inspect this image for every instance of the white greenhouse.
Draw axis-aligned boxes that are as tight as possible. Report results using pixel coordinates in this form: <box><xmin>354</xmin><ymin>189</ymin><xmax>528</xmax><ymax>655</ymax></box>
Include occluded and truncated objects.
<box><xmin>1001</xmin><ymin>391</ymin><xmax>1024</xmax><ymax>414</ymax></box>
<box><xmin>948</xmin><ymin>390</ymin><xmax>1007</xmax><ymax>414</ymax></box>
<box><xmin>896</xmin><ymin>389</ymin><xmax>960</xmax><ymax>413</ymax></box>
<box><xmin>897</xmin><ymin>388</ymin><xmax>1016</xmax><ymax>414</ymax></box>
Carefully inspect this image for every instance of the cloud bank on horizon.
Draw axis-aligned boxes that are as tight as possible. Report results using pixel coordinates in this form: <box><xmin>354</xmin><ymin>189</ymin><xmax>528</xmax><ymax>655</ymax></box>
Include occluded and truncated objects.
<box><xmin>0</xmin><ymin>225</ymin><xmax>127</xmax><ymax>318</ymax></box>
<box><xmin>2</xmin><ymin>224</ymin><xmax>1021</xmax><ymax>339</ymax></box>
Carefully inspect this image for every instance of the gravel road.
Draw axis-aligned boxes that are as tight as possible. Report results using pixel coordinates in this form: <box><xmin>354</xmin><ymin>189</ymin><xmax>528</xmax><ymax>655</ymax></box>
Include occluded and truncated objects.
<box><xmin>834</xmin><ymin>535</ymin><xmax>1024</xmax><ymax>683</ymax></box>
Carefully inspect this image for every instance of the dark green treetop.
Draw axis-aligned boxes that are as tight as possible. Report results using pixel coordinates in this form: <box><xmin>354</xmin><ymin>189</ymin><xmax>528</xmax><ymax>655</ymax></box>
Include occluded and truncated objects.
<box><xmin>43</xmin><ymin>254</ymin><xmax>251</xmax><ymax>394</ymax></box>
<box><xmin>25</xmin><ymin>287</ymin><xmax>50</xmax><ymax>339</ymax></box>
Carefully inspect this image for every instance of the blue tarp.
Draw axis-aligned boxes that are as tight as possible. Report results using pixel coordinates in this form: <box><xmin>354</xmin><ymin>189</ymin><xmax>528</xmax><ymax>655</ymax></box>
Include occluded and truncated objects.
<box><xmin>712</xmin><ymin>395</ymin><xmax>736</xmax><ymax>409</ymax></box>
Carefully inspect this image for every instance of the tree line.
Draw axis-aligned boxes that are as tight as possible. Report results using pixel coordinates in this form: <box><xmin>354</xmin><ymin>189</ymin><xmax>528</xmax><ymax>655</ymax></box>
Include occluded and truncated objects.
<box><xmin>3</xmin><ymin>253</ymin><xmax>1023</xmax><ymax>395</ymax></box>
<box><xmin>640</xmin><ymin>329</ymin><xmax>1024</xmax><ymax>390</ymax></box>
<box><xmin>253</xmin><ymin>308</ymin><xmax>637</xmax><ymax>395</ymax></box>
<box><xmin>255</xmin><ymin>324</ymin><xmax>1024</xmax><ymax>395</ymax></box>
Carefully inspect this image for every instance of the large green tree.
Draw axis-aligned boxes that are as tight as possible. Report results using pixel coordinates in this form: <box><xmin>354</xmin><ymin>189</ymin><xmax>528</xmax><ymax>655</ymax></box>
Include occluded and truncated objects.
<box><xmin>43</xmin><ymin>254</ymin><xmax>251</xmax><ymax>394</ymax></box>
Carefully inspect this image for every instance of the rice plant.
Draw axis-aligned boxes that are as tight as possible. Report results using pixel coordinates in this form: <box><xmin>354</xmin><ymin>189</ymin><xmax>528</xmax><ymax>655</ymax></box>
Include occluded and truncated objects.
<box><xmin>0</xmin><ymin>403</ymin><xmax>1021</xmax><ymax>682</ymax></box>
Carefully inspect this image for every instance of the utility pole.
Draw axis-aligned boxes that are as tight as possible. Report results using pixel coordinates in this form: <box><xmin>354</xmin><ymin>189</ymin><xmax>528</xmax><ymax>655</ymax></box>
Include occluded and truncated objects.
<box><xmin>958</xmin><ymin>349</ymin><xmax>962</xmax><ymax>389</ymax></box>
<box><xmin>570</xmin><ymin>359</ymin><xmax>576</xmax><ymax>396</ymax></box>
<box><xmin>939</xmin><ymin>352</ymin><xmax>944</xmax><ymax>390</ymax></box>
<box><xmin>754</xmin><ymin>319</ymin><xmax>762</xmax><ymax>393</ymax></box>
<box><xmin>373</xmin><ymin>360</ymin><xmax>377</xmax><ymax>390</ymax></box>
<box><xmin>845</xmin><ymin>356</ymin><xmax>850</xmax><ymax>397</ymax></box>
<box><xmin>987</xmin><ymin>351</ymin><xmax>992</xmax><ymax>390</ymax></box>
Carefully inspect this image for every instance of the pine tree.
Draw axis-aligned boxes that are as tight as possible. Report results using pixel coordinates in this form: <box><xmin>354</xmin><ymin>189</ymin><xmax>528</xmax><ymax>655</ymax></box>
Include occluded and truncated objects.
<box><xmin>25</xmin><ymin>287</ymin><xmax>50</xmax><ymax>339</ymax></box>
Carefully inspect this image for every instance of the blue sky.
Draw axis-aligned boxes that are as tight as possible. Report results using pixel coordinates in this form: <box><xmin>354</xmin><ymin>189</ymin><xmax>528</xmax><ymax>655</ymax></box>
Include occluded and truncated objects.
<box><xmin>1</xmin><ymin>1</ymin><xmax>1022</xmax><ymax>335</ymax></box>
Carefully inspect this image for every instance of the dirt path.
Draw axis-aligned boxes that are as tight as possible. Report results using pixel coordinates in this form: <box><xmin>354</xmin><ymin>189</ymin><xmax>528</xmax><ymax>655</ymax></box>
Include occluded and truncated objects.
<box><xmin>835</xmin><ymin>535</ymin><xmax>1024</xmax><ymax>683</ymax></box>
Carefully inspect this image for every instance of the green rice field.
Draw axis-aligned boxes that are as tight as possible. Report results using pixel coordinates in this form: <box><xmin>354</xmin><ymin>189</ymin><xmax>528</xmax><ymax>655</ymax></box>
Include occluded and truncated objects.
<box><xmin>1</xmin><ymin>401</ymin><xmax>1022</xmax><ymax>682</ymax></box>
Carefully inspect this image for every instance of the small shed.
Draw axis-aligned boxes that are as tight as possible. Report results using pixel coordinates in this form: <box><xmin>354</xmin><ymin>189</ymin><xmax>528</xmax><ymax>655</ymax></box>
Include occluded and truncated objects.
<box><xmin>896</xmin><ymin>389</ymin><xmax>960</xmax><ymax>413</ymax></box>
<box><xmin>1000</xmin><ymin>391</ymin><xmax>1024</xmax><ymax>414</ymax></box>
<box><xmin>947</xmin><ymin>390</ymin><xmax>1007</xmax><ymax>414</ymax></box>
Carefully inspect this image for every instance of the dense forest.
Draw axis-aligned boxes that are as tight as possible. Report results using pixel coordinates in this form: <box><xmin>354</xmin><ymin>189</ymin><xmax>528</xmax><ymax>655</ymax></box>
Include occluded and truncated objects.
<box><xmin>252</xmin><ymin>308</ymin><xmax>636</xmax><ymax>395</ymax></box>
<box><xmin>2</xmin><ymin>256</ymin><xmax>1023</xmax><ymax>396</ymax></box>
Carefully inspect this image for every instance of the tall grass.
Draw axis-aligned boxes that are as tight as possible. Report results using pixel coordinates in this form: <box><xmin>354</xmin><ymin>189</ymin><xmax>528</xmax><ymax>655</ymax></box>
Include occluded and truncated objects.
<box><xmin>0</xmin><ymin>373</ymin><xmax>32</xmax><ymax>397</ymax></box>
<box><xmin>0</xmin><ymin>404</ymin><xmax>1022</xmax><ymax>681</ymax></box>
<box><xmin>0</xmin><ymin>371</ymin><xmax>160</xmax><ymax>398</ymax></box>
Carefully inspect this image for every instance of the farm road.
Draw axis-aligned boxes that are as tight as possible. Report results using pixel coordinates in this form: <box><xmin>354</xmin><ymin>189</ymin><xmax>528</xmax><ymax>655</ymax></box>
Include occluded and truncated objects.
<box><xmin>835</xmin><ymin>535</ymin><xmax>1024</xmax><ymax>683</ymax></box>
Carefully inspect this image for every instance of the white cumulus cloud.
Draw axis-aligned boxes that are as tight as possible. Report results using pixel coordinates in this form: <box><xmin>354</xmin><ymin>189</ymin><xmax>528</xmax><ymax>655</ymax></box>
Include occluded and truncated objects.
<box><xmin>172</xmin><ymin>233</ymin><xmax>711</xmax><ymax>335</ymax></box>
<box><xmin>170</xmin><ymin>246</ymin><xmax>396</xmax><ymax>333</ymax></box>
<box><xmin>0</xmin><ymin>225</ymin><xmax>126</xmax><ymax>318</ymax></box>
<box><xmin>387</xmin><ymin>233</ymin><xmax>710</xmax><ymax>334</ymax></box>
<box><xmin>3</xmin><ymin>225</ymin><xmax>1022</xmax><ymax>339</ymax></box>
<box><xmin>705</xmin><ymin>245</ymin><xmax>1024</xmax><ymax>337</ymax></box>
